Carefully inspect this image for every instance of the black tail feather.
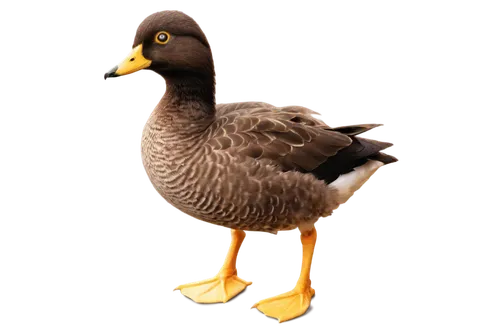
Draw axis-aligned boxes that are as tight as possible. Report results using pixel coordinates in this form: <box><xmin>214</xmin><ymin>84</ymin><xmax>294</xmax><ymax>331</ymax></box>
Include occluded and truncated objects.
<box><xmin>370</xmin><ymin>151</ymin><xmax>398</xmax><ymax>164</ymax></box>
<box><xmin>308</xmin><ymin>125</ymin><xmax>396</xmax><ymax>184</ymax></box>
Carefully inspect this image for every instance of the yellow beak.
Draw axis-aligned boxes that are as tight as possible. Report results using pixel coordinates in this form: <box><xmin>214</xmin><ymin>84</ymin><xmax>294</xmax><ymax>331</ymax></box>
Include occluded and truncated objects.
<box><xmin>104</xmin><ymin>44</ymin><xmax>152</xmax><ymax>79</ymax></box>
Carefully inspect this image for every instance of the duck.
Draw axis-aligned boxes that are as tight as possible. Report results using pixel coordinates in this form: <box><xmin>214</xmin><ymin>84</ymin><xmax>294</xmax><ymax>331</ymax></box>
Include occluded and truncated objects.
<box><xmin>104</xmin><ymin>10</ymin><xmax>397</xmax><ymax>323</ymax></box>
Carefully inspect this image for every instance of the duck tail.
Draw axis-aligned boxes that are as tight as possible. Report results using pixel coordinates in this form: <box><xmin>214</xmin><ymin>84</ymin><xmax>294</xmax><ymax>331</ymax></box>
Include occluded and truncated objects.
<box><xmin>330</xmin><ymin>123</ymin><xmax>399</xmax><ymax>165</ymax></box>
<box><xmin>369</xmin><ymin>151</ymin><xmax>398</xmax><ymax>165</ymax></box>
<box><xmin>354</xmin><ymin>137</ymin><xmax>398</xmax><ymax>165</ymax></box>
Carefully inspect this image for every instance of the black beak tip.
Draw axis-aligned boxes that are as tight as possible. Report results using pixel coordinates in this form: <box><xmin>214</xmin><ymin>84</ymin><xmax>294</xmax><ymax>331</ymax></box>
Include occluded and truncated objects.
<box><xmin>104</xmin><ymin>66</ymin><xmax>119</xmax><ymax>80</ymax></box>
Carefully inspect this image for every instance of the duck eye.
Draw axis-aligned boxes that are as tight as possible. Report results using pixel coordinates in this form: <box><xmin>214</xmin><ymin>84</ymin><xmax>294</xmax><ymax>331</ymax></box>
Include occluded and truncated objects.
<box><xmin>155</xmin><ymin>31</ymin><xmax>170</xmax><ymax>44</ymax></box>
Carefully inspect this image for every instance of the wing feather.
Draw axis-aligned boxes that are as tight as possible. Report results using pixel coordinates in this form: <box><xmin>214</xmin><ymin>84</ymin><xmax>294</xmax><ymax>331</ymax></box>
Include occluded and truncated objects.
<box><xmin>208</xmin><ymin>103</ymin><xmax>352</xmax><ymax>172</ymax></box>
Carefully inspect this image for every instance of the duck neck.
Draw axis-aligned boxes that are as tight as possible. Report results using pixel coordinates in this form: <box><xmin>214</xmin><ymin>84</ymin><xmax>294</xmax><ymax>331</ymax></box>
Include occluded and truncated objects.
<box><xmin>156</xmin><ymin>70</ymin><xmax>216</xmax><ymax>127</ymax></box>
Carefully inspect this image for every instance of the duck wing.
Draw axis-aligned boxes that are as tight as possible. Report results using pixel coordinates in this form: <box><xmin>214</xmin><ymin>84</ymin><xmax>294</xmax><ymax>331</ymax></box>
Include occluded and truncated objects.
<box><xmin>208</xmin><ymin>103</ymin><xmax>395</xmax><ymax>183</ymax></box>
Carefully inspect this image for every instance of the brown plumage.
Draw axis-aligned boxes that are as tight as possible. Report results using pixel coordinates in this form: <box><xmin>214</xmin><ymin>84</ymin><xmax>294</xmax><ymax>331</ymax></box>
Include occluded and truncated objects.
<box><xmin>105</xmin><ymin>9</ymin><xmax>397</xmax><ymax>322</ymax></box>
<box><xmin>103</xmin><ymin>10</ymin><xmax>398</xmax><ymax>234</ymax></box>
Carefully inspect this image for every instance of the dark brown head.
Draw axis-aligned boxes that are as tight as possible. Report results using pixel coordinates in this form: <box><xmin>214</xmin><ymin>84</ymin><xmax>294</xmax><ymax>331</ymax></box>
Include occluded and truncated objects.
<box><xmin>105</xmin><ymin>9</ymin><xmax>215</xmax><ymax>80</ymax></box>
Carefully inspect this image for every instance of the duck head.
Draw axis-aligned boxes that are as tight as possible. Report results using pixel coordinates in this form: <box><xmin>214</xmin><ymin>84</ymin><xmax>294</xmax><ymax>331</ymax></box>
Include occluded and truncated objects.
<box><xmin>104</xmin><ymin>11</ymin><xmax>215</xmax><ymax>82</ymax></box>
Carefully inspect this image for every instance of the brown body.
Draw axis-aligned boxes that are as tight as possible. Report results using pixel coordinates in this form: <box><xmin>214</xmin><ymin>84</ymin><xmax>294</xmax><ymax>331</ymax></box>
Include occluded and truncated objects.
<box><xmin>142</xmin><ymin>100</ymin><xmax>344</xmax><ymax>233</ymax></box>
<box><xmin>140</xmin><ymin>99</ymin><xmax>391</xmax><ymax>233</ymax></box>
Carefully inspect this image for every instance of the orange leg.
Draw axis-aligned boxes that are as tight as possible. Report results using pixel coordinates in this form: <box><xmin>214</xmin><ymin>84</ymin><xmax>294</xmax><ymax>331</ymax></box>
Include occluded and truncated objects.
<box><xmin>174</xmin><ymin>229</ymin><xmax>251</xmax><ymax>303</ymax></box>
<box><xmin>252</xmin><ymin>227</ymin><xmax>317</xmax><ymax>322</ymax></box>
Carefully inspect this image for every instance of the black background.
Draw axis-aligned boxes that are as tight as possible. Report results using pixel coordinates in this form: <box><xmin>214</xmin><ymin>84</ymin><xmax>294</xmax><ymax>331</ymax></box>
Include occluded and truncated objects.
<box><xmin>92</xmin><ymin>2</ymin><xmax>420</xmax><ymax>329</ymax></box>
